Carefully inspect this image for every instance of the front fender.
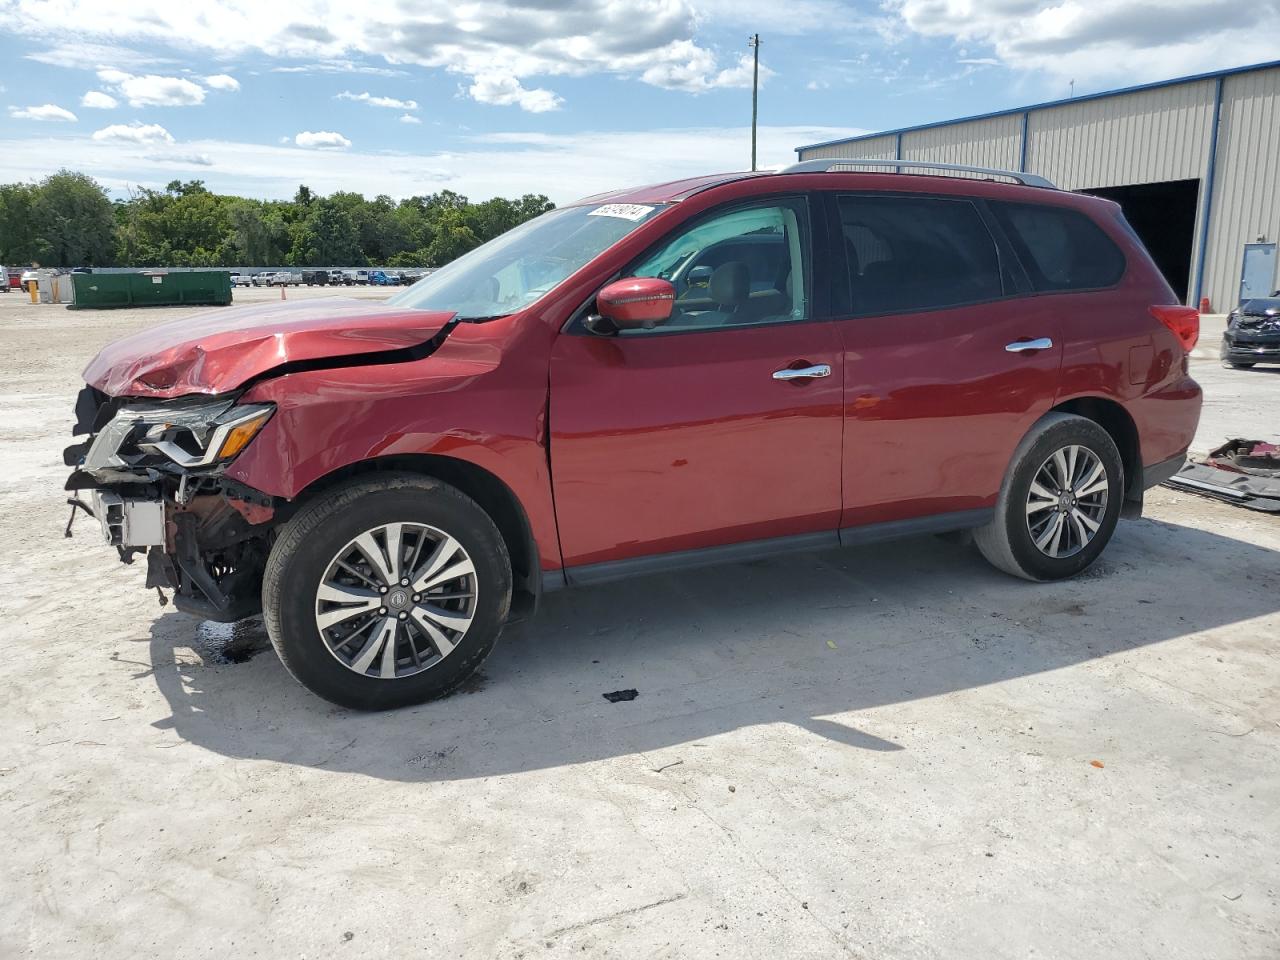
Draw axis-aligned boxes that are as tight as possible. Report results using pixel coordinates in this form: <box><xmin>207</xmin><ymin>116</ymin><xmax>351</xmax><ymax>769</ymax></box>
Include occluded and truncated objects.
<box><xmin>224</xmin><ymin>317</ymin><xmax>561</xmax><ymax>571</ymax></box>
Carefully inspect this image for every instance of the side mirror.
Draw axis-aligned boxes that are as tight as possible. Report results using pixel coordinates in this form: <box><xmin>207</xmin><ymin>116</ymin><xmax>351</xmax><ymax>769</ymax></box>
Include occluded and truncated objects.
<box><xmin>595</xmin><ymin>277</ymin><xmax>676</xmax><ymax>331</ymax></box>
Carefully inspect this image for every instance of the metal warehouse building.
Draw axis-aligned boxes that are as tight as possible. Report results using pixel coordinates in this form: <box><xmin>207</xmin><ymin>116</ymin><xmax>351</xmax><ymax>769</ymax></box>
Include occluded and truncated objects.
<box><xmin>796</xmin><ymin>60</ymin><xmax>1280</xmax><ymax>311</ymax></box>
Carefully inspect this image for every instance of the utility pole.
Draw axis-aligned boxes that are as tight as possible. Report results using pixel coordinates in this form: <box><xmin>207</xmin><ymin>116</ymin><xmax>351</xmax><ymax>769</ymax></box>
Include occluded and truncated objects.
<box><xmin>749</xmin><ymin>33</ymin><xmax>760</xmax><ymax>171</ymax></box>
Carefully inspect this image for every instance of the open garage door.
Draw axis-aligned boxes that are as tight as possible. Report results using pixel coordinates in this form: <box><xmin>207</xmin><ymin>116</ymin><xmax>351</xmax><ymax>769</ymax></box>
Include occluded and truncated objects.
<box><xmin>1081</xmin><ymin>179</ymin><xmax>1198</xmax><ymax>304</ymax></box>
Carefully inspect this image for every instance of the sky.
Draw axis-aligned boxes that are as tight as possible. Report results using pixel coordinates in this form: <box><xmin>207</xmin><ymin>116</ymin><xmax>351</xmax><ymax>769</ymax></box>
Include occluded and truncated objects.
<box><xmin>1</xmin><ymin>0</ymin><xmax>1277</xmax><ymax>205</ymax></box>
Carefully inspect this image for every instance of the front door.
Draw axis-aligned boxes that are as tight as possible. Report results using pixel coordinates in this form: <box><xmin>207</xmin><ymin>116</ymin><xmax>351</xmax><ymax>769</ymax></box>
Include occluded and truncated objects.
<box><xmin>549</xmin><ymin>198</ymin><xmax>844</xmax><ymax>571</ymax></box>
<box><xmin>826</xmin><ymin>191</ymin><xmax>1065</xmax><ymax>530</ymax></box>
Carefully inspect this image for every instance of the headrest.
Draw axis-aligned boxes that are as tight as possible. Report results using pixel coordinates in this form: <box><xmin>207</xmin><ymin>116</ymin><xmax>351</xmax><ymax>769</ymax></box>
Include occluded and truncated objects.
<box><xmin>710</xmin><ymin>261</ymin><xmax>749</xmax><ymax>306</ymax></box>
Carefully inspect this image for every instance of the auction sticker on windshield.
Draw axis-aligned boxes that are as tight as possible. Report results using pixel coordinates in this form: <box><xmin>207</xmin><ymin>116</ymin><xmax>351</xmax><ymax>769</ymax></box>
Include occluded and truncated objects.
<box><xmin>588</xmin><ymin>203</ymin><xmax>655</xmax><ymax>221</ymax></box>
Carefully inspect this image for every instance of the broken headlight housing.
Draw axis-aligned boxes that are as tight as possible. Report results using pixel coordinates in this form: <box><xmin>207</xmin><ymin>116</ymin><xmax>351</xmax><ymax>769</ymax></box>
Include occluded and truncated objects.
<box><xmin>81</xmin><ymin>398</ymin><xmax>274</xmax><ymax>476</ymax></box>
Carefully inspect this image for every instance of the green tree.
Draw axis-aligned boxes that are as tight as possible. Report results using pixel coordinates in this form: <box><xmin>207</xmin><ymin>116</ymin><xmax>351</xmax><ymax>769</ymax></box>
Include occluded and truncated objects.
<box><xmin>29</xmin><ymin>170</ymin><xmax>115</xmax><ymax>266</ymax></box>
<box><xmin>0</xmin><ymin>183</ymin><xmax>38</xmax><ymax>263</ymax></box>
<box><xmin>1</xmin><ymin>170</ymin><xmax>556</xmax><ymax>268</ymax></box>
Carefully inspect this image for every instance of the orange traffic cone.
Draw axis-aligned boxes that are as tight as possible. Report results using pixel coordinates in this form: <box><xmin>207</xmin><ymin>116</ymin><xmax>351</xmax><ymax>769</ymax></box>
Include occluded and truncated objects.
<box><xmin>1199</xmin><ymin>296</ymin><xmax>1210</xmax><ymax>314</ymax></box>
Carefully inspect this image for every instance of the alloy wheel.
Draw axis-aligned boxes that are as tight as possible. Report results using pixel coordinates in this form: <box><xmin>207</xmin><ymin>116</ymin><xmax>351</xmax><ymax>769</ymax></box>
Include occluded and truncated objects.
<box><xmin>315</xmin><ymin>523</ymin><xmax>477</xmax><ymax>679</ymax></box>
<box><xmin>1024</xmin><ymin>444</ymin><xmax>1109</xmax><ymax>559</ymax></box>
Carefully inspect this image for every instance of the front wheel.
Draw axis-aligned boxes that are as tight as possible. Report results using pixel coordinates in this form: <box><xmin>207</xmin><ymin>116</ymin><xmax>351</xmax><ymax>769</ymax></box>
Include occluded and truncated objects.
<box><xmin>263</xmin><ymin>474</ymin><xmax>512</xmax><ymax>710</ymax></box>
<box><xmin>974</xmin><ymin>413</ymin><xmax>1123</xmax><ymax>582</ymax></box>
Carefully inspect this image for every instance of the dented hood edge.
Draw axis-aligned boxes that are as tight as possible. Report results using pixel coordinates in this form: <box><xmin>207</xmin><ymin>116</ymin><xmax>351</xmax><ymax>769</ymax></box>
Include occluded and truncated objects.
<box><xmin>82</xmin><ymin>298</ymin><xmax>459</xmax><ymax>399</ymax></box>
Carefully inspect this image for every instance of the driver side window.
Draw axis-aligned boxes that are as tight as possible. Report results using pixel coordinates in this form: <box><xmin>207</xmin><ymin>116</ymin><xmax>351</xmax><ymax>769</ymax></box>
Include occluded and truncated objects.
<box><xmin>622</xmin><ymin>199</ymin><xmax>809</xmax><ymax>334</ymax></box>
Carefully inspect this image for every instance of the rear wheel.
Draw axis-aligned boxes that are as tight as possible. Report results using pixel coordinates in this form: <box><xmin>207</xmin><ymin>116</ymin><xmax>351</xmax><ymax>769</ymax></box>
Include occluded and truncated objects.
<box><xmin>263</xmin><ymin>474</ymin><xmax>511</xmax><ymax>710</ymax></box>
<box><xmin>1225</xmin><ymin>361</ymin><xmax>1256</xmax><ymax>369</ymax></box>
<box><xmin>975</xmin><ymin>413</ymin><xmax>1123</xmax><ymax>582</ymax></box>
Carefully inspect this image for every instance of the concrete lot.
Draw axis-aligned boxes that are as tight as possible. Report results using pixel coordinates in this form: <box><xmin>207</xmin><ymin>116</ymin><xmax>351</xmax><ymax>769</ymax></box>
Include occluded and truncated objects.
<box><xmin>1</xmin><ymin>290</ymin><xmax>1277</xmax><ymax>959</ymax></box>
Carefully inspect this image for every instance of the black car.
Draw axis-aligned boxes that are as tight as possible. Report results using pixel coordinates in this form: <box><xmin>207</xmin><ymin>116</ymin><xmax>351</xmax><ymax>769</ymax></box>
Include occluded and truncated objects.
<box><xmin>1222</xmin><ymin>295</ymin><xmax>1280</xmax><ymax>368</ymax></box>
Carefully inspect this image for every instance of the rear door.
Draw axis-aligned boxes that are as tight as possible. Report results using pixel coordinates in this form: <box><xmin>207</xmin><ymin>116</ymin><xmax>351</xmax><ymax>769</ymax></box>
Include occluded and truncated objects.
<box><xmin>549</xmin><ymin>196</ymin><xmax>845</xmax><ymax>570</ymax></box>
<box><xmin>826</xmin><ymin>191</ymin><xmax>1064</xmax><ymax>530</ymax></box>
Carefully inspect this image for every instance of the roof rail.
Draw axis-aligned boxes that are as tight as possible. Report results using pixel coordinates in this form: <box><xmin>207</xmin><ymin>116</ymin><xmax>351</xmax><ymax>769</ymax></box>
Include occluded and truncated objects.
<box><xmin>778</xmin><ymin>158</ymin><xmax>1056</xmax><ymax>189</ymax></box>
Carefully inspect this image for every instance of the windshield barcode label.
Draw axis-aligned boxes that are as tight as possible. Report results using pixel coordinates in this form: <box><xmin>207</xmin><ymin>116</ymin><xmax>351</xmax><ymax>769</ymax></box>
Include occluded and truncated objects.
<box><xmin>588</xmin><ymin>204</ymin><xmax>655</xmax><ymax>221</ymax></box>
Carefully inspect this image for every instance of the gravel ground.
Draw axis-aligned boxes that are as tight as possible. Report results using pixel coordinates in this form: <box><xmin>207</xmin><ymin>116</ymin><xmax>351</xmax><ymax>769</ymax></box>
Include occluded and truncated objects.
<box><xmin>1</xmin><ymin>291</ymin><xmax>1277</xmax><ymax>959</ymax></box>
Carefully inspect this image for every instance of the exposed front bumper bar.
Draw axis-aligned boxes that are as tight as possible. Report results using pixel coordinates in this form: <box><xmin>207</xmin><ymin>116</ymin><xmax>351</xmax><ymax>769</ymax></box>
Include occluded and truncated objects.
<box><xmin>1221</xmin><ymin>335</ymin><xmax>1280</xmax><ymax>362</ymax></box>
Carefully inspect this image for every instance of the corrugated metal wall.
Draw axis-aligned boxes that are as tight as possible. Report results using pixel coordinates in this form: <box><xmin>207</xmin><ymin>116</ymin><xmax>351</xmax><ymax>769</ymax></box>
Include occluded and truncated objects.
<box><xmin>1025</xmin><ymin>82</ymin><xmax>1216</xmax><ymax>190</ymax></box>
<box><xmin>1203</xmin><ymin>69</ymin><xmax>1280</xmax><ymax>310</ymax></box>
<box><xmin>901</xmin><ymin>114</ymin><xmax>1021</xmax><ymax>176</ymax></box>
<box><xmin>801</xmin><ymin>134</ymin><xmax>897</xmax><ymax>161</ymax></box>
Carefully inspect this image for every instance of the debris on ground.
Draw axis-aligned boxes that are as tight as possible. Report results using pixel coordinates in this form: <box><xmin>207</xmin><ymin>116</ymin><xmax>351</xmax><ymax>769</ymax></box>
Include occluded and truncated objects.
<box><xmin>1165</xmin><ymin>439</ymin><xmax>1280</xmax><ymax>511</ymax></box>
<box><xmin>602</xmin><ymin>688</ymin><xmax>638</xmax><ymax>703</ymax></box>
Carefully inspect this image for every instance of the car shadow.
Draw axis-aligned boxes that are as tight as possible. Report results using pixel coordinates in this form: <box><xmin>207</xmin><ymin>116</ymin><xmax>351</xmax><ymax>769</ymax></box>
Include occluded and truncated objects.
<box><xmin>144</xmin><ymin>516</ymin><xmax>1280</xmax><ymax>782</ymax></box>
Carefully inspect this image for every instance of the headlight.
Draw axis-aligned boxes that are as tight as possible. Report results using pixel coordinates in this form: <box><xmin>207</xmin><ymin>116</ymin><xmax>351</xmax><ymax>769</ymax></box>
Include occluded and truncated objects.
<box><xmin>140</xmin><ymin>403</ymin><xmax>274</xmax><ymax>467</ymax></box>
<box><xmin>81</xmin><ymin>399</ymin><xmax>274</xmax><ymax>474</ymax></box>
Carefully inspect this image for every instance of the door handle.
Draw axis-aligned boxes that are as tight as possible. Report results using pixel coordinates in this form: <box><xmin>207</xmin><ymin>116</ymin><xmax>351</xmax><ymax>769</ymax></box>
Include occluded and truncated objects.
<box><xmin>1005</xmin><ymin>337</ymin><xmax>1054</xmax><ymax>353</ymax></box>
<box><xmin>773</xmin><ymin>364</ymin><xmax>831</xmax><ymax>381</ymax></box>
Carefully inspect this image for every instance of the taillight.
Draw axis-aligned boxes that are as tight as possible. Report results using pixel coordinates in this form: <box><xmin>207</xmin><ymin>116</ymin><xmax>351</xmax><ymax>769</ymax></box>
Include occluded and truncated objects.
<box><xmin>1149</xmin><ymin>305</ymin><xmax>1199</xmax><ymax>352</ymax></box>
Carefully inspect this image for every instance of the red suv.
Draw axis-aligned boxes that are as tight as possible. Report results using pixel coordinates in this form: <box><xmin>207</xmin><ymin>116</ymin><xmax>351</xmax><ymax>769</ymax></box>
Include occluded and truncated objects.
<box><xmin>67</xmin><ymin>162</ymin><xmax>1202</xmax><ymax>710</ymax></box>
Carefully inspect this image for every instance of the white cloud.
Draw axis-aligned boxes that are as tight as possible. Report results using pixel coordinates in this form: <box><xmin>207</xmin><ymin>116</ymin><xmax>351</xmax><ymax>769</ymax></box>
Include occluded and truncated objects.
<box><xmin>2</xmin><ymin>0</ymin><xmax>767</xmax><ymax>111</ymax></box>
<box><xmin>0</xmin><ymin>124</ymin><xmax>866</xmax><ymax>204</ymax></box>
<box><xmin>270</xmin><ymin>60</ymin><xmax>406</xmax><ymax>77</ymax></box>
<box><xmin>91</xmin><ymin>122</ymin><xmax>175</xmax><ymax>144</ymax></box>
<box><xmin>887</xmin><ymin>0</ymin><xmax>1280</xmax><ymax>83</ymax></box>
<box><xmin>399</xmin><ymin>114</ymin><xmax>421</xmax><ymax>124</ymax></box>
<box><xmin>468</xmin><ymin>74</ymin><xmax>561</xmax><ymax>112</ymax></box>
<box><xmin>335</xmin><ymin>90</ymin><xmax>418</xmax><ymax>109</ymax></box>
<box><xmin>80</xmin><ymin>90</ymin><xmax>118</xmax><ymax>109</ymax></box>
<box><xmin>148</xmin><ymin>152</ymin><xmax>214</xmax><ymax>166</ymax></box>
<box><xmin>96</xmin><ymin>69</ymin><xmax>206</xmax><ymax>107</ymax></box>
<box><xmin>9</xmin><ymin>103</ymin><xmax>78</xmax><ymax>121</ymax></box>
<box><xmin>204</xmin><ymin>73</ymin><xmax>241</xmax><ymax>92</ymax></box>
<box><xmin>294</xmin><ymin>130</ymin><xmax>352</xmax><ymax>149</ymax></box>
<box><xmin>25</xmin><ymin>41</ymin><xmax>173</xmax><ymax>71</ymax></box>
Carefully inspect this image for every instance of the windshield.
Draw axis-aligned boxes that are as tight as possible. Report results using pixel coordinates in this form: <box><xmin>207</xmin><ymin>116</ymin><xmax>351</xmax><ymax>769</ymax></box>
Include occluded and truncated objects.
<box><xmin>387</xmin><ymin>202</ymin><xmax>666</xmax><ymax>319</ymax></box>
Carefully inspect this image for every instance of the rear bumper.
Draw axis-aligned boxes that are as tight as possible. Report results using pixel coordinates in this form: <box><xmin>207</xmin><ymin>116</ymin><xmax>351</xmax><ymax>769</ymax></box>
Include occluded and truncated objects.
<box><xmin>1143</xmin><ymin>451</ymin><xmax>1187</xmax><ymax>491</ymax></box>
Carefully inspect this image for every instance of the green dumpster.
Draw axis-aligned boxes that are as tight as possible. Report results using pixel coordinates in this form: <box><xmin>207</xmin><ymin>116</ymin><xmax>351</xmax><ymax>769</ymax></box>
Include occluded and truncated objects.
<box><xmin>70</xmin><ymin>271</ymin><xmax>233</xmax><ymax>309</ymax></box>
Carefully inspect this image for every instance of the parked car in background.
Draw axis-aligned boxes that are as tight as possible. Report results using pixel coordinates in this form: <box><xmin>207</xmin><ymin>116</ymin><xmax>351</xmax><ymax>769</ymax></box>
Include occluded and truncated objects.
<box><xmin>231</xmin><ymin>273</ymin><xmax>253</xmax><ymax>287</ymax></box>
<box><xmin>1221</xmin><ymin>296</ymin><xmax>1280</xmax><ymax>368</ymax></box>
<box><xmin>301</xmin><ymin>271</ymin><xmax>330</xmax><ymax>286</ymax></box>
<box><xmin>0</xmin><ymin>266</ymin><xmax>7</xmax><ymax>293</ymax></box>
<box><xmin>66</xmin><ymin>162</ymin><xmax>1202</xmax><ymax>710</ymax></box>
<box><xmin>5</xmin><ymin>270</ymin><xmax>19</xmax><ymax>291</ymax></box>
<box><xmin>251</xmin><ymin>272</ymin><xmax>276</xmax><ymax>287</ymax></box>
<box><xmin>20</xmin><ymin>268</ymin><xmax>38</xmax><ymax>292</ymax></box>
<box><xmin>270</xmin><ymin>272</ymin><xmax>303</xmax><ymax>287</ymax></box>
<box><xmin>328</xmin><ymin>270</ymin><xmax>350</xmax><ymax>285</ymax></box>
<box><xmin>344</xmin><ymin>269</ymin><xmax>370</xmax><ymax>285</ymax></box>
<box><xmin>368</xmin><ymin>270</ymin><xmax>401</xmax><ymax>286</ymax></box>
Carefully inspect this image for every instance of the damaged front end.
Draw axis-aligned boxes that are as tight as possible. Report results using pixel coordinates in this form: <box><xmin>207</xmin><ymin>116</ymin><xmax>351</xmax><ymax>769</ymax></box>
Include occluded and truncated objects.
<box><xmin>65</xmin><ymin>385</ymin><xmax>279</xmax><ymax>621</ymax></box>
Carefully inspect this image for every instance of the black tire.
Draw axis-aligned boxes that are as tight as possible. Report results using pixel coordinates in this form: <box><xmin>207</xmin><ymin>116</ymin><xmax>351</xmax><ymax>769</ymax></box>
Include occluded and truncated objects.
<box><xmin>974</xmin><ymin>413</ymin><xmax>1124</xmax><ymax>582</ymax></box>
<box><xmin>1227</xmin><ymin>361</ymin><xmax>1255</xmax><ymax>369</ymax></box>
<box><xmin>262</xmin><ymin>473</ymin><xmax>511</xmax><ymax>710</ymax></box>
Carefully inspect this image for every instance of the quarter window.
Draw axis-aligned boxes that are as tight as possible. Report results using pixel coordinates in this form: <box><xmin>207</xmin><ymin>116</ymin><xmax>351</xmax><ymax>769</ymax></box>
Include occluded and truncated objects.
<box><xmin>835</xmin><ymin>195</ymin><xmax>1004</xmax><ymax>315</ymax></box>
<box><xmin>990</xmin><ymin>201</ymin><xmax>1125</xmax><ymax>292</ymax></box>
<box><xmin>621</xmin><ymin>200</ymin><xmax>809</xmax><ymax>333</ymax></box>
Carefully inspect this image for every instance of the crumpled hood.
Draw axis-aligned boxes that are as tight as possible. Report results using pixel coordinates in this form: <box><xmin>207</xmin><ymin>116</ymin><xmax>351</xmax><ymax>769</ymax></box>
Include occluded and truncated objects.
<box><xmin>83</xmin><ymin>297</ymin><xmax>456</xmax><ymax>398</ymax></box>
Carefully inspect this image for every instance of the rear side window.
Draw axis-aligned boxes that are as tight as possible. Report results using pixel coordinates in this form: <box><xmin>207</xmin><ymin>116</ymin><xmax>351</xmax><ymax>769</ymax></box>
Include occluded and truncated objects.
<box><xmin>991</xmin><ymin>202</ymin><xmax>1125</xmax><ymax>292</ymax></box>
<box><xmin>835</xmin><ymin>195</ymin><xmax>1003</xmax><ymax>315</ymax></box>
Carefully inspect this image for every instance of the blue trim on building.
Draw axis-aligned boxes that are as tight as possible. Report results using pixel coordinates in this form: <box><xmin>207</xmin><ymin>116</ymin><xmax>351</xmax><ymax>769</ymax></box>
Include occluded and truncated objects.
<box><xmin>895</xmin><ymin>132</ymin><xmax>902</xmax><ymax>160</ymax></box>
<box><xmin>1018</xmin><ymin>112</ymin><xmax>1029</xmax><ymax>172</ymax></box>
<box><xmin>1191</xmin><ymin>76</ymin><xmax>1225</xmax><ymax>308</ymax></box>
<box><xmin>796</xmin><ymin>58</ymin><xmax>1280</xmax><ymax>155</ymax></box>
